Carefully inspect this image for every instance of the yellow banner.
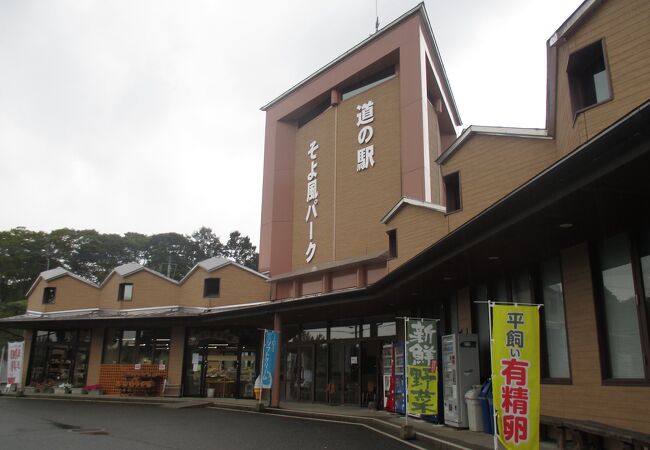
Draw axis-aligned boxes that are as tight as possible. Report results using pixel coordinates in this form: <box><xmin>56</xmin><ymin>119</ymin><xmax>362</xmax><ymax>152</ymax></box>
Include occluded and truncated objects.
<box><xmin>491</xmin><ymin>304</ymin><xmax>540</xmax><ymax>450</ymax></box>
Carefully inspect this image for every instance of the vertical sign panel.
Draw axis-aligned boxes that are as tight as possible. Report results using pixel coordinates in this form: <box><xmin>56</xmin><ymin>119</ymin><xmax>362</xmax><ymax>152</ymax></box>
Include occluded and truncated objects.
<box><xmin>491</xmin><ymin>305</ymin><xmax>540</xmax><ymax>450</ymax></box>
<box><xmin>406</xmin><ymin>319</ymin><xmax>438</xmax><ymax>416</ymax></box>
<box><xmin>261</xmin><ymin>330</ymin><xmax>279</xmax><ymax>389</ymax></box>
<box><xmin>7</xmin><ymin>341</ymin><xmax>24</xmax><ymax>387</ymax></box>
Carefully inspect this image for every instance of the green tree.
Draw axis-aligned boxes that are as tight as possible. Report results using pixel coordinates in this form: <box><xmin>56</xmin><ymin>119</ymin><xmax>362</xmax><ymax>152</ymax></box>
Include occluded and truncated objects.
<box><xmin>0</xmin><ymin>228</ymin><xmax>48</xmax><ymax>301</ymax></box>
<box><xmin>191</xmin><ymin>227</ymin><xmax>223</xmax><ymax>261</ymax></box>
<box><xmin>223</xmin><ymin>231</ymin><xmax>258</xmax><ymax>270</ymax></box>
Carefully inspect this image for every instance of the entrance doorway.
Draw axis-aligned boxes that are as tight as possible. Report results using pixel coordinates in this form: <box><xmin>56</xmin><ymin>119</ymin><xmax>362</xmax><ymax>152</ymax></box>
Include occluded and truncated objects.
<box><xmin>183</xmin><ymin>341</ymin><xmax>257</xmax><ymax>398</ymax></box>
<box><xmin>285</xmin><ymin>346</ymin><xmax>313</xmax><ymax>402</ymax></box>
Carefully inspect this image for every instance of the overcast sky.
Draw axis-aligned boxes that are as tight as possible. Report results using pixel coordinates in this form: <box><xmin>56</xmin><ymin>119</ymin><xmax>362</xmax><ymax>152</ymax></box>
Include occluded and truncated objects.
<box><xmin>0</xmin><ymin>0</ymin><xmax>583</xmax><ymax>248</ymax></box>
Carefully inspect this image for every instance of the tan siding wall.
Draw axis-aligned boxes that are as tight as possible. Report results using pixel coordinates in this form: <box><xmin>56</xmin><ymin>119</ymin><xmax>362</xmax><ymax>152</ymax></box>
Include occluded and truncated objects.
<box><xmin>386</xmin><ymin>205</ymin><xmax>448</xmax><ymax>272</ymax></box>
<box><xmin>181</xmin><ymin>265</ymin><xmax>269</xmax><ymax>308</ymax></box>
<box><xmin>99</xmin><ymin>271</ymin><xmax>179</xmax><ymax>309</ymax></box>
<box><xmin>86</xmin><ymin>327</ymin><xmax>104</xmax><ymax>385</ymax></box>
<box><xmin>540</xmin><ymin>243</ymin><xmax>650</xmax><ymax>434</ymax></box>
<box><xmin>292</xmin><ymin>107</ymin><xmax>336</xmax><ymax>269</ymax></box>
<box><xmin>442</xmin><ymin>135</ymin><xmax>556</xmax><ymax>232</ymax></box>
<box><xmin>555</xmin><ymin>0</ymin><xmax>650</xmax><ymax>157</ymax></box>
<box><xmin>291</xmin><ymin>77</ymin><xmax>402</xmax><ymax>272</ymax></box>
<box><xmin>335</xmin><ymin>77</ymin><xmax>402</xmax><ymax>262</ymax></box>
<box><xmin>27</xmin><ymin>277</ymin><xmax>99</xmax><ymax>313</ymax></box>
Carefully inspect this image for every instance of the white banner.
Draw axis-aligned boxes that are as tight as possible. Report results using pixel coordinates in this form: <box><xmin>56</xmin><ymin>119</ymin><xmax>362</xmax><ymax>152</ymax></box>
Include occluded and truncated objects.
<box><xmin>7</xmin><ymin>341</ymin><xmax>25</xmax><ymax>387</ymax></box>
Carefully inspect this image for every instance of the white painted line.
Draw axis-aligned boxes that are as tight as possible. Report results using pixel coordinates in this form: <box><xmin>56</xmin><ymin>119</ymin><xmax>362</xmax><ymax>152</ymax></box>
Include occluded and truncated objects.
<box><xmin>207</xmin><ymin>406</ymin><xmax>473</xmax><ymax>450</ymax></box>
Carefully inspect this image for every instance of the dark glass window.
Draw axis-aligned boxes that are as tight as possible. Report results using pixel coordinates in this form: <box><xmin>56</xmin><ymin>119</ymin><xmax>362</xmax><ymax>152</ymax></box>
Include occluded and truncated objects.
<box><xmin>118</xmin><ymin>283</ymin><xmax>133</xmax><ymax>301</ymax></box>
<box><xmin>102</xmin><ymin>328</ymin><xmax>171</xmax><ymax>365</ymax></box>
<box><xmin>539</xmin><ymin>258</ymin><xmax>570</xmax><ymax>379</ymax></box>
<box><xmin>28</xmin><ymin>329</ymin><xmax>91</xmax><ymax>388</ymax></box>
<box><xmin>301</xmin><ymin>322</ymin><xmax>327</xmax><ymax>341</ymax></box>
<box><xmin>203</xmin><ymin>278</ymin><xmax>221</xmax><ymax>297</ymax></box>
<box><xmin>42</xmin><ymin>287</ymin><xmax>56</xmax><ymax>304</ymax></box>
<box><xmin>596</xmin><ymin>233</ymin><xmax>647</xmax><ymax>380</ymax></box>
<box><xmin>387</xmin><ymin>229</ymin><xmax>397</xmax><ymax>259</ymax></box>
<box><xmin>567</xmin><ymin>40</ymin><xmax>610</xmax><ymax>114</ymax></box>
<box><xmin>119</xmin><ymin>330</ymin><xmax>137</xmax><ymax>363</ymax></box>
<box><xmin>444</xmin><ymin>172</ymin><xmax>461</xmax><ymax>213</ymax></box>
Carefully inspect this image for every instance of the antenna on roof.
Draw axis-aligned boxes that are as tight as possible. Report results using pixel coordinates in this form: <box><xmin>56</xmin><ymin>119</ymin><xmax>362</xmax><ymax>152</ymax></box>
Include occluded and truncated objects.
<box><xmin>375</xmin><ymin>0</ymin><xmax>380</xmax><ymax>32</ymax></box>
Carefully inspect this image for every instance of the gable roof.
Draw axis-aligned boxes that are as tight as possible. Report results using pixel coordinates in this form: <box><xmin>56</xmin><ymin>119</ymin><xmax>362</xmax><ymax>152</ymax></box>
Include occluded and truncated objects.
<box><xmin>260</xmin><ymin>3</ymin><xmax>461</xmax><ymax>126</ymax></box>
<box><xmin>100</xmin><ymin>263</ymin><xmax>179</xmax><ymax>287</ymax></box>
<box><xmin>436</xmin><ymin>126</ymin><xmax>551</xmax><ymax>165</ymax></box>
<box><xmin>25</xmin><ymin>267</ymin><xmax>98</xmax><ymax>297</ymax></box>
<box><xmin>179</xmin><ymin>256</ymin><xmax>269</xmax><ymax>284</ymax></box>
<box><xmin>381</xmin><ymin>197</ymin><xmax>446</xmax><ymax>224</ymax></box>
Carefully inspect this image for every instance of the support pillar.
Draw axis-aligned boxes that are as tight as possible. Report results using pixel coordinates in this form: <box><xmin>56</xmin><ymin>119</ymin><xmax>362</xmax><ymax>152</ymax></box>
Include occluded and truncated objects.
<box><xmin>271</xmin><ymin>312</ymin><xmax>282</xmax><ymax>407</ymax></box>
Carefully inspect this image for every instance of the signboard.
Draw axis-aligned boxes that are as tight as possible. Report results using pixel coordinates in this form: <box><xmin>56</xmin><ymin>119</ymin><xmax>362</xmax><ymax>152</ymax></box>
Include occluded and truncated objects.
<box><xmin>305</xmin><ymin>140</ymin><xmax>319</xmax><ymax>263</ymax></box>
<box><xmin>7</xmin><ymin>341</ymin><xmax>24</xmax><ymax>387</ymax></box>
<box><xmin>405</xmin><ymin>319</ymin><xmax>438</xmax><ymax>417</ymax></box>
<box><xmin>355</xmin><ymin>100</ymin><xmax>376</xmax><ymax>172</ymax></box>
<box><xmin>261</xmin><ymin>330</ymin><xmax>279</xmax><ymax>389</ymax></box>
<box><xmin>491</xmin><ymin>304</ymin><xmax>540</xmax><ymax>450</ymax></box>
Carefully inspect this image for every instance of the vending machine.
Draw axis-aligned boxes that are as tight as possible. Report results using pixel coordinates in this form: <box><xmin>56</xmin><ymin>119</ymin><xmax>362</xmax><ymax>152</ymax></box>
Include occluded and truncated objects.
<box><xmin>382</xmin><ymin>344</ymin><xmax>393</xmax><ymax>410</ymax></box>
<box><xmin>442</xmin><ymin>333</ymin><xmax>479</xmax><ymax>428</ymax></box>
<box><xmin>382</xmin><ymin>342</ymin><xmax>405</xmax><ymax>414</ymax></box>
<box><xmin>393</xmin><ymin>342</ymin><xmax>405</xmax><ymax>414</ymax></box>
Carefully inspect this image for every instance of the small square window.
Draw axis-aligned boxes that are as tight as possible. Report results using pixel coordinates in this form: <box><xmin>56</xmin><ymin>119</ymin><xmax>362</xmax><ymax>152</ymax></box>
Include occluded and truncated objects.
<box><xmin>203</xmin><ymin>278</ymin><xmax>220</xmax><ymax>297</ymax></box>
<box><xmin>118</xmin><ymin>283</ymin><xmax>133</xmax><ymax>301</ymax></box>
<box><xmin>444</xmin><ymin>172</ymin><xmax>461</xmax><ymax>213</ymax></box>
<box><xmin>42</xmin><ymin>287</ymin><xmax>56</xmax><ymax>304</ymax></box>
<box><xmin>567</xmin><ymin>40</ymin><xmax>611</xmax><ymax>115</ymax></box>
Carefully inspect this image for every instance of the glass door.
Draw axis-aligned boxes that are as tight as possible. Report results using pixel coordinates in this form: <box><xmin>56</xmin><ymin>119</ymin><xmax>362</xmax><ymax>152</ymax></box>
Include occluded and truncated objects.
<box><xmin>344</xmin><ymin>342</ymin><xmax>360</xmax><ymax>404</ymax></box>
<box><xmin>284</xmin><ymin>346</ymin><xmax>314</xmax><ymax>402</ymax></box>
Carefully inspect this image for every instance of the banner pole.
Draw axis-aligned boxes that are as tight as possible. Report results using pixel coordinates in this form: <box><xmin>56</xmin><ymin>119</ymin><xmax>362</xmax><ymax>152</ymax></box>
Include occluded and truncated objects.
<box><xmin>487</xmin><ymin>301</ymin><xmax>498</xmax><ymax>450</ymax></box>
<box><xmin>403</xmin><ymin>316</ymin><xmax>408</xmax><ymax>426</ymax></box>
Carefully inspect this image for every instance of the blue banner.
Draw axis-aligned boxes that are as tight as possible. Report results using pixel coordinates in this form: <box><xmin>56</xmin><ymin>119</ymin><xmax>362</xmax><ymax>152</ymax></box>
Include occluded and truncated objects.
<box><xmin>261</xmin><ymin>330</ymin><xmax>279</xmax><ymax>389</ymax></box>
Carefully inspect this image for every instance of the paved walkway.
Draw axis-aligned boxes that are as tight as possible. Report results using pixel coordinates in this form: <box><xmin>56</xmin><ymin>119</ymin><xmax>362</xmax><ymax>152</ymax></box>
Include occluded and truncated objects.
<box><xmin>8</xmin><ymin>392</ymin><xmax>560</xmax><ymax>450</ymax></box>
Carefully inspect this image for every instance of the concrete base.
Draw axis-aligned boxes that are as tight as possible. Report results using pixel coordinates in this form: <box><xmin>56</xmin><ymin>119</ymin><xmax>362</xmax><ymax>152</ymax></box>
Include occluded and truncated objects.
<box><xmin>253</xmin><ymin>403</ymin><xmax>266</xmax><ymax>413</ymax></box>
<box><xmin>400</xmin><ymin>424</ymin><xmax>416</xmax><ymax>440</ymax></box>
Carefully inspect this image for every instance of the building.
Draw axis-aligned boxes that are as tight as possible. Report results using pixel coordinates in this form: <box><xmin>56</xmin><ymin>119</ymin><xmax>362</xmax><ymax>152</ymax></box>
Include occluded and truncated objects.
<box><xmin>9</xmin><ymin>258</ymin><xmax>271</xmax><ymax>397</ymax></box>
<box><xmin>2</xmin><ymin>0</ymin><xmax>649</xmax><ymax>446</ymax></box>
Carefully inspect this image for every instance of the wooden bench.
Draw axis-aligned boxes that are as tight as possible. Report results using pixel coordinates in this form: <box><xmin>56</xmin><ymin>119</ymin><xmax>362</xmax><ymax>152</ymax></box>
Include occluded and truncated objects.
<box><xmin>542</xmin><ymin>415</ymin><xmax>650</xmax><ymax>450</ymax></box>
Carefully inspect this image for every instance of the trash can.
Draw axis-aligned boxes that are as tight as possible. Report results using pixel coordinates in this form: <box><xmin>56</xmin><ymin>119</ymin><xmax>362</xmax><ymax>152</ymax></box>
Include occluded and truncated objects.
<box><xmin>478</xmin><ymin>379</ymin><xmax>493</xmax><ymax>435</ymax></box>
<box><xmin>464</xmin><ymin>386</ymin><xmax>484</xmax><ymax>432</ymax></box>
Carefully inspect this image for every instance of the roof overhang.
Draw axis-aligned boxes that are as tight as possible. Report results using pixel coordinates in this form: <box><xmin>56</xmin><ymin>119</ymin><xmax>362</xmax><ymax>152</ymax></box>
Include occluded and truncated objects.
<box><xmin>381</xmin><ymin>197</ymin><xmax>446</xmax><ymax>224</ymax></box>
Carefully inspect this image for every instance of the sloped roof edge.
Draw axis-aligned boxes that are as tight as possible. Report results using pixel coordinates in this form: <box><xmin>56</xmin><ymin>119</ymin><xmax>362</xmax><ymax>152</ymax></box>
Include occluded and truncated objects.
<box><xmin>179</xmin><ymin>257</ymin><xmax>269</xmax><ymax>284</ymax></box>
<box><xmin>25</xmin><ymin>267</ymin><xmax>99</xmax><ymax>297</ymax></box>
<box><xmin>100</xmin><ymin>263</ymin><xmax>179</xmax><ymax>287</ymax></box>
<box><xmin>381</xmin><ymin>197</ymin><xmax>446</xmax><ymax>224</ymax></box>
<box><xmin>436</xmin><ymin>125</ymin><xmax>551</xmax><ymax>165</ymax></box>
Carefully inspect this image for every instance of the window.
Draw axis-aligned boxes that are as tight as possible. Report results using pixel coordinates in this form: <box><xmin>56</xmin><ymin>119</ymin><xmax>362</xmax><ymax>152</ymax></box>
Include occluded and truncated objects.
<box><xmin>444</xmin><ymin>172</ymin><xmax>461</xmax><ymax>213</ymax></box>
<box><xmin>102</xmin><ymin>328</ymin><xmax>171</xmax><ymax>365</ymax></box>
<box><xmin>387</xmin><ymin>229</ymin><xmax>397</xmax><ymax>259</ymax></box>
<box><xmin>203</xmin><ymin>278</ymin><xmax>220</xmax><ymax>297</ymax></box>
<box><xmin>118</xmin><ymin>283</ymin><xmax>133</xmax><ymax>301</ymax></box>
<box><xmin>595</xmin><ymin>232</ymin><xmax>650</xmax><ymax>381</ymax></box>
<box><xmin>539</xmin><ymin>258</ymin><xmax>571</xmax><ymax>380</ymax></box>
<box><xmin>567</xmin><ymin>40</ymin><xmax>611</xmax><ymax>115</ymax></box>
<box><xmin>42</xmin><ymin>287</ymin><xmax>56</xmax><ymax>304</ymax></box>
<box><xmin>341</xmin><ymin>65</ymin><xmax>396</xmax><ymax>101</ymax></box>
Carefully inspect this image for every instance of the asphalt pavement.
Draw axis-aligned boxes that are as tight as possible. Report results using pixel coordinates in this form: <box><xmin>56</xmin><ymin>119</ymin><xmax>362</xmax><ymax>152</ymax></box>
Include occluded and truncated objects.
<box><xmin>0</xmin><ymin>397</ymin><xmax>419</xmax><ymax>450</ymax></box>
